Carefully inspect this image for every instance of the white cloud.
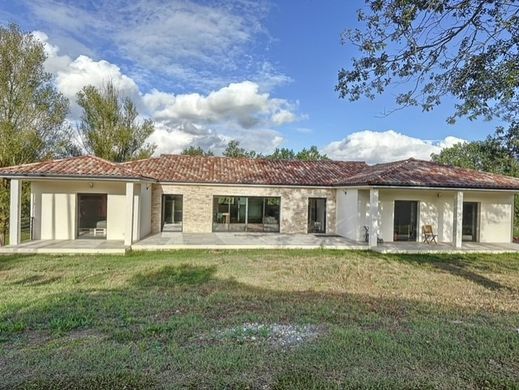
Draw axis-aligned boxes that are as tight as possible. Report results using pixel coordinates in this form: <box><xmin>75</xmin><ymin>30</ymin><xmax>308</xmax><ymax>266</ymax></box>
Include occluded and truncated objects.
<box><xmin>142</xmin><ymin>81</ymin><xmax>297</xmax><ymax>129</ymax></box>
<box><xmin>33</xmin><ymin>31</ymin><xmax>297</xmax><ymax>156</ymax></box>
<box><xmin>323</xmin><ymin>130</ymin><xmax>465</xmax><ymax>164</ymax></box>
<box><xmin>34</xmin><ymin>31</ymin><xmax>139</xmax><ymax>117</ymax></box>
<box><xmin>23</xmin><ymin>0</ymin><xmax>287</xmax><ymax>90</ymax></box>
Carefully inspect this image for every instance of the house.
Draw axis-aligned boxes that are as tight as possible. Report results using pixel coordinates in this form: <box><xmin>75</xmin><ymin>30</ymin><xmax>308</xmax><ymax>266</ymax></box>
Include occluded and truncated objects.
<box><xmin>1</xmin><ymin>154</ymin><xmax>518</xmax><ymax>251</ymax></box>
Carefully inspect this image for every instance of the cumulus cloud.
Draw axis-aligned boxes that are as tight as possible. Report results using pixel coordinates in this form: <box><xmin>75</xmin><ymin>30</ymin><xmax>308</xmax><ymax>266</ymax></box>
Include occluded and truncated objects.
<box><xmin>322</xmin><ymin>130</ymin><xmax>466</xmax><ymax>164</ymax></box>
<box><xmin>22</xmin><ymin>0</ymin><xmax>288</xmax><ymax>90</ymax></box>
<box><xmin>33</xmin><ymin>31</ymin><xmax>297</xmax><ymax>155</ymax></box>
<box><xmin>34</xmin><ymin>31</ymin><xmax>139</xmax><ymax>117</ymax></box>
<box><xmin>142</xmin><ymin>81</ymin><xmax>297</xmax><ymax>129</ymax></box>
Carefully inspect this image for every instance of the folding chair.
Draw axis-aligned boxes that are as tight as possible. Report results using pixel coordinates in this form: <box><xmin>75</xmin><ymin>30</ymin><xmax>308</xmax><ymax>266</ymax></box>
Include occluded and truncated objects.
<box><xmin>422</xmin><ymin>225</ymin><xmax>438</xmax><ymax>244</ymax></box>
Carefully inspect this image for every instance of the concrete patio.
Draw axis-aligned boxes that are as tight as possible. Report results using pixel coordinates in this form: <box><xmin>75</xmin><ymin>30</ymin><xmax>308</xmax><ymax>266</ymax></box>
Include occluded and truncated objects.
<box><xmin>132</xmin><ymin>232</ymin><xmax>368</xmax><ymax>250</ymax></box>
<box><xmin>1</xmin><ymin>234</ymin><xmax>518</xmax><ymax>254</ymax></box>
<box><xmin>0</xmin><ymin>239</ymin><xmax>127</xmax><ymax>255</ymax></box>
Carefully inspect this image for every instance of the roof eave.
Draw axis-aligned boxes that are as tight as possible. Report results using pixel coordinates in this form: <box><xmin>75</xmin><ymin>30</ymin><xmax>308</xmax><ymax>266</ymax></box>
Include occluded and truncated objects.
<box><xmin>0</xmin><ymin>173</ymin><xmax>156</xmax><ymax>182</ymax></box>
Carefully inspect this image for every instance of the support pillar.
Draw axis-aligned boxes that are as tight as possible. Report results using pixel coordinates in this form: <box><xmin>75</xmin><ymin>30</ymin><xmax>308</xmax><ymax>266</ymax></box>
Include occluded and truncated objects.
<box><xmin>369</xmin><ymin>188</ymin><xmax>379</xmax><ymax>247</ymax></box>
<box><xmin>453</xmin><ymin>191</ymin><xmax>463</xmax><ymax>248</ymax></box>
<box><xmin>125</xmin><ymin>182</ymin><xmax>135</xmax><ymax>246</ymax></box>
<box><xmin>9</xmin><ymin>179</ymin><xmax>22</xmax><ymax>246</ymax></box>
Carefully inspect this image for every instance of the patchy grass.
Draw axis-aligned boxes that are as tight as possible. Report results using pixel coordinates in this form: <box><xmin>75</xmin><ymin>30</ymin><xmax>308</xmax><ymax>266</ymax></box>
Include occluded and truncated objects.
<box><xmin>0</xmin><ymin>249</ymin><xmax>518</xmax><ymax>388</ymax></box>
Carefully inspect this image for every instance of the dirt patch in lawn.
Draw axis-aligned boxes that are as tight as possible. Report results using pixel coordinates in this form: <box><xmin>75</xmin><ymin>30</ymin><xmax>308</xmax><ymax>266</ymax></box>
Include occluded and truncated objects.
<box><xmin>207</xmin><ymin>323</ymin><xmax>324</xmax><ymax>348</ymax></box>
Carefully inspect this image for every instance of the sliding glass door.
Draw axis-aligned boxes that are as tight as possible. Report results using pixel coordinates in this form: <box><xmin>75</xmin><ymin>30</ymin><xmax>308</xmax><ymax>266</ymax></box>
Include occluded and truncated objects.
<box><xmin>77</xmin><ymin>194</ymin><xmax>107</xmax><ymax>239</ymax></box>
<box><xmin>212</xmin><ymin>196</ymin><xmax>280</xmax><ymax>232</ymax></box>
<box><xmin>393</xmin><ymin>200</ymin><xmax>418</xmax><ymax>241</ymax></box>
<box><xmin>308</xmin><ymin>198</ymin><xmax>326</xmax><ymax>234</ymax></box>
<box><xmin>162</xmin><ymin>195</ymin><xmax>183</xmax><ymax>232</ymax></box>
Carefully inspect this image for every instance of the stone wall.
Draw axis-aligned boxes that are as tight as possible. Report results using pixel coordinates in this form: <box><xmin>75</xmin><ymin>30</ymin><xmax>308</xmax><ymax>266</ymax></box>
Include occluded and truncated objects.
<box><xmin>151</xmin><ymin>183</ymin><xmax>336</xmax><ymax>234</ymax></box>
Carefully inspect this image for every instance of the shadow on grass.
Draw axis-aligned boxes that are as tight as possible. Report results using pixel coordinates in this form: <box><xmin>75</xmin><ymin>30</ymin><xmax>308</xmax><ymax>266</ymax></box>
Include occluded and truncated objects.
<box><xmin>378</xmin><ymin>253</ymin><xmax>514</xmax><ymax>291</ymax></box>
<box><xmin>131</xmin><ymin>264</ymin><xmax>216</xmax><ymax>287</ymax></box>
<box><xmin>10</xmin><ymin>275</ymin><xmax>62</xmax><ymax>286</ymax></box>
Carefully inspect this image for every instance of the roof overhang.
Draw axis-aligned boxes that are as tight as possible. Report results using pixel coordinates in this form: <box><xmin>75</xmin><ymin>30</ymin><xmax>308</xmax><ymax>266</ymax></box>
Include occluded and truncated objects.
<box><xmin>0</xmin><ymin>174</ymin><xmax>156</xmax><ymax>183</ymax></box>
<box><xmin>335</xmin><ymin>184</ymin><xmax>519</xmax><ymax>192</ymax></box>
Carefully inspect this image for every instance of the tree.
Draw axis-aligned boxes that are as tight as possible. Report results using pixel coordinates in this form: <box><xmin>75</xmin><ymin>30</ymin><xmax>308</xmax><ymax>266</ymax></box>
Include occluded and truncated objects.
<box><xmin>77</xmin><ymin>81</ymin><xmax>156</xmax><ymax>162</ymax></box>
<box><xmin>431</xmin><ymin>139</ymin><xmax>519</xmax><ymax>175</ymax></box>
<box><xmin>0</xmin><ymin>23</ymin><xmax>70</xmax><ymax>244</ymax></box>
<box><xmin>181</xmin><ymin>146</ymin><xmax>214</xmax><ymax>156</ymax></box>
<box><xmin>267</xmin><ymin>148</ymin><xmax>296</xmax><ymax>160</ymax></box>
<box><xmin>337</xmin><ymin>1</ymin><xmax>518</xmax><ymax>131</ymax></box>
<box><xmin>222</xmin><ymin>140</ymin><xmax>259</xmax><ymax>158</ymax></box>
<box><xmin>295</xmin><ymin>146</ymin><xmax>329</xmax><ymax>161</ymax></box>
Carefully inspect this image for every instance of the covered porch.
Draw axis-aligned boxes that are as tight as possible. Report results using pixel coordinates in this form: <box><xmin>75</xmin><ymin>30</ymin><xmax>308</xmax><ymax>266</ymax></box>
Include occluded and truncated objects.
<box><xmin>4</xmin><ymin>176</ymin><xmax>153</xmax><ymax>249</ymax></box>
<box><xmin>358</xmin><ymin>187</ymin><xmax>515</xmax><ymax>249</ymax></box>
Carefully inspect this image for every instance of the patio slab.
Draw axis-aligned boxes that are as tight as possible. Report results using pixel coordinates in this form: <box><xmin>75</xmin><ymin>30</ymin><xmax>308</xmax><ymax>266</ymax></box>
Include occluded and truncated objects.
<box><xmin>0</xmin><ymin>239</ymin><xmax>127</xmax><ymax>255</ymax></box>
<box><xmin>132</xmin><ymin>232</ymin><xmax>368</xmax><ymax>250</ymax></box>
<box><xmin>373</xmin><ymin>241</ymin><xmax>519</xmax><ymax>254</ymax></box>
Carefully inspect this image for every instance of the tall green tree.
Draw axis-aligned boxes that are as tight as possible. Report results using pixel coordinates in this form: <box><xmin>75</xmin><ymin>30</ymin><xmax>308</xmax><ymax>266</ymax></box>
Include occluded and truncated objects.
<box><xmin>337</xmin><ymin>1</ymin><xmax>518</xmax><ymax>134</ymax></box>
<box><xmin>223</xmin><ymin>140</ymin><xmax>259</xmax><ymax>158</ymax></box>
<box><xmin>0</xmin><ymin>23</ymin><xmax>70</xmax><ymax>244</ymax></box>
<box><xmin>267</xmin><ymin>148</ymin><xmax>296</xmax><ymax>160</ymax></box>
<box><xmin>295</xmin><ymin>146</ymin><xmax>329</xmax><ymax>161</ymax></box>
<box><xmin>181</xmin><ymin>146</ymin><xmax>214</xmax><ymax>156</ymax></box>
<box><xmin>77</xmin><ymin>81</ymin><xmax>156</xmax><ymax>162</ymax></box>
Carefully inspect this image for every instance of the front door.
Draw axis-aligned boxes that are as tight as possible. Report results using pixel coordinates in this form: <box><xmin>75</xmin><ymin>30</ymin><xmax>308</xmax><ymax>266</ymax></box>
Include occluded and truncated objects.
<box><xmin>308</xmin><ymin>198</ymin><xmax>326</xmax><ymax>234</ymax></box>
<box><xmin>393</xmin><ymin>200</ymin><xmax>418</xmax><ymax>241</ymax></box>
<box><xmin>462</xmin><ymin>202</ymin><xmax>479</xmax><ymax>242</ymax></box>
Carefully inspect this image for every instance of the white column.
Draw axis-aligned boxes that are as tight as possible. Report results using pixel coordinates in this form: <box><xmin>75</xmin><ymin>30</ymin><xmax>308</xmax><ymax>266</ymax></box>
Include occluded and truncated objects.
<box><xmin>125</xmin><ymin>182</ymin><xmax>135</xmax><ymax>246</ymax></box>
<box><xmin>453</xmin><ymin>191</ymin><xmax>463</xmax><ymax>248</ymax></box>
<box><xmin>9</xmin><ymin>179</ymin><xmax>22</xmax><ymax>246</ymax></box>
<box><xmin>369</xmin><ymin>188</ymin><xmax>379</xmax><ymax>247</ymax></box>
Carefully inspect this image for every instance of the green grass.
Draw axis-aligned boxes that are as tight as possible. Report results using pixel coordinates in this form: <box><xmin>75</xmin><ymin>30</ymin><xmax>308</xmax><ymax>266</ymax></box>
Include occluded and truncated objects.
<box><xmin>1</xmin><ymin>250</ymin><xmax>519</xmax><ymax>389</ymax></box>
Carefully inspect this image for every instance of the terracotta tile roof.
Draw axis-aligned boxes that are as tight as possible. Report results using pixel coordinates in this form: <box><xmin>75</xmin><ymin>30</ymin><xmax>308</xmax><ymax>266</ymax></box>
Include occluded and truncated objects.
<box><xmin>336</xmin><ymin>158</ymin><xmax>519</xmax><ymax>190</ymax></box>
<box><xmin>1</xmin><ymin>154</ymin><xmax>519</xmax><ymax>190</ymax></box>
<box><xmin>124</xmin><ymin>154</ymin><xmax>368</xmax><ymax>186</ymax></box>
<box><xmin>0</xmin><ymin>155</ymin><xmax>152</xmax><ymax>180</ymax></box>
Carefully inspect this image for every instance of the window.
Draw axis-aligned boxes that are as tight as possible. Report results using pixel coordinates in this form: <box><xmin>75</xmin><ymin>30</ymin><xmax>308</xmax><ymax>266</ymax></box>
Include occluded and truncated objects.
<box><xmin>212</xmin><ymin>196</ymin><xmax>280</xmax><ymax>232</ymax></box>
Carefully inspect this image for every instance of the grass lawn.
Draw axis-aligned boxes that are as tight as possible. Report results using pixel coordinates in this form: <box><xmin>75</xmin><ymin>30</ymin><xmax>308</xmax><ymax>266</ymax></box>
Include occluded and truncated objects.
<box><xmin>1</xmin><ymin>250</ymin><xmax>519</xmax><ymax>389</ymax></box>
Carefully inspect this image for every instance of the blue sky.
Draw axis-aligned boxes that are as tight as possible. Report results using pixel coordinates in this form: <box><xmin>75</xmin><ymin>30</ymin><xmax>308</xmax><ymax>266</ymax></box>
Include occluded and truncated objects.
<box><xmin>0</xmin><ymin>0</ymin><xmax>497</xmax><ymax>163</ymax></box>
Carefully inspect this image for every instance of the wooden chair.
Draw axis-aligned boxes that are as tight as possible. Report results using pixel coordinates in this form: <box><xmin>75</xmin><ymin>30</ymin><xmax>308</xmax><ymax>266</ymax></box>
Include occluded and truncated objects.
<box><xmin>422</xmin><ymin>225</ymin><xmax>438</xmax><ymax>244</ymax></box>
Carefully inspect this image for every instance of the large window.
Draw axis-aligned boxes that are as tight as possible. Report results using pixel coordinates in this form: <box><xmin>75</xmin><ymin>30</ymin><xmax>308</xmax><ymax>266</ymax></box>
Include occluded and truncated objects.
<box><xmin>212</xmin><ymin>196</ymin><xmax>280</xmax><ymax>232</ymax></box>
<box><xmin>77</xmin><ymin>194</ymin><xmax>107</xmax><ymax>239</ymax></box>
<box><xmin>162</xmin><ymin>195</ymin><xmax>183</xmax><ymax>232</ymax></box>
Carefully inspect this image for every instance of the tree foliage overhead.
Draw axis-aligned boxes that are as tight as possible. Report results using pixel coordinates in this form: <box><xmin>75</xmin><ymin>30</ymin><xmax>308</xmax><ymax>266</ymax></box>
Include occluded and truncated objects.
<box><xmin>337</xmin><ymin>0</ymin><xmax>519</xmax><ymax>127</ymax></box>
<box><xmin>77</xmin><ymin>81</ymin><xmax>156</xmax><ymax>162</ymax></box>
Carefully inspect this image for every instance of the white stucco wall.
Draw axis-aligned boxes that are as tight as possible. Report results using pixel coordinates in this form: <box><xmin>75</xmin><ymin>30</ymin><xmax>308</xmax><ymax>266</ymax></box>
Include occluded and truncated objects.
<box><xmin>336</xmin><ymin>189</ymin><xmax>359</xmax><ymax>240</ymax></box>
<box><xmin>464</xmin><ymin>192</ymin><xmax>514</xmax><ymax>243</ymax></box>
<box><xmin>139</xmin><ymin>183</ymin><xmax>152</xmax><ymax>239</ymax></box>
<box><xmin>31</xmin><ymin>180</ymin><xmax>132</xmax><ymax>241</ymax></box>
